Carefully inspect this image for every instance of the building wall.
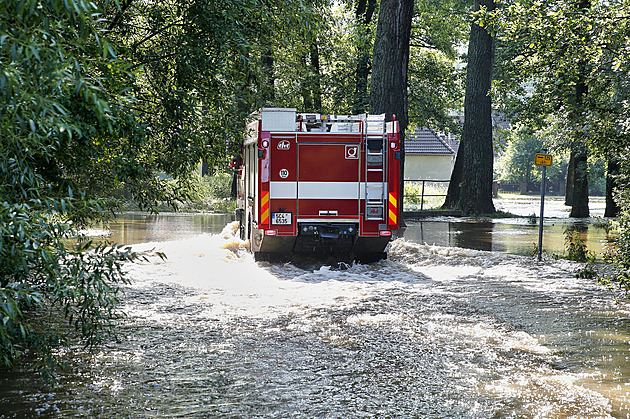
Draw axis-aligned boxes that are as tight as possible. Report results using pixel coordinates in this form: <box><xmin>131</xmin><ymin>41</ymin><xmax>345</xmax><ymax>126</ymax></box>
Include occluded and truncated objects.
<box><xmin>404</xmin><ymin>155</ymin><xmax>455</xmax><ymax>180</ymax></box>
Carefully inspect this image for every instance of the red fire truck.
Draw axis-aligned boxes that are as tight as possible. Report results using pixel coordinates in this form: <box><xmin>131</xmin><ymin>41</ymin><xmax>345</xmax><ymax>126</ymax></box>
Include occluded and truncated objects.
<box><xmin>236</xmin><ymin>108</ymin><xmax>400</xmax><ymax>262</ymax></box>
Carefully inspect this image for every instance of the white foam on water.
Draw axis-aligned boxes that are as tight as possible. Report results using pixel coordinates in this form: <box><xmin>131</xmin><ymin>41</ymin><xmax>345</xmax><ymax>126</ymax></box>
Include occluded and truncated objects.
<box><xmin>115</xmin><ymin>227</ymin><xmax>625</xmax><ymax>417</ymax></box>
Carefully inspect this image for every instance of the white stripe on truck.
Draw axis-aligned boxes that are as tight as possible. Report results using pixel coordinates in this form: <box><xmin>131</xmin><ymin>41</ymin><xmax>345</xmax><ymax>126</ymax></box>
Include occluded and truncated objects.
<box><xmin>269</xmin><ymin>181</ymin><xmax>386</xmax><ymax>200</ymax></box>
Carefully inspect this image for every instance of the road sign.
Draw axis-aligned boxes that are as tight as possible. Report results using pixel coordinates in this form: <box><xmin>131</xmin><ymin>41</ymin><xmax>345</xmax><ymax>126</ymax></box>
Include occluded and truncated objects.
<box><xmin>536</xmin><ymin>150</ymin><xmax>551</xmax><ymax>261</ymax></box>
<box><xmin>535</xmin><ymin>153</ymin><xmax>552</xmax><ymax>166</ymax></box>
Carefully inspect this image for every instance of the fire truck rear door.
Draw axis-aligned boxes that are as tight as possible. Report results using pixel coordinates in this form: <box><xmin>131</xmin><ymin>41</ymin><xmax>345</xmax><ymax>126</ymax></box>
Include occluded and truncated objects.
<box><xmin>296</xmin><ymin>140</ymin><xmax>361</xmax><ymax>220</ymax></box>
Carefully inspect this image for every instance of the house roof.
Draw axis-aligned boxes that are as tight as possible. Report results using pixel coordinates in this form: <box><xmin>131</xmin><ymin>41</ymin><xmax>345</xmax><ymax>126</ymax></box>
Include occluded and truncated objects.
<box><xmin>406</xmin><ymin>128</ymin><xmax>458</xmax><ymax>155</ymax></box>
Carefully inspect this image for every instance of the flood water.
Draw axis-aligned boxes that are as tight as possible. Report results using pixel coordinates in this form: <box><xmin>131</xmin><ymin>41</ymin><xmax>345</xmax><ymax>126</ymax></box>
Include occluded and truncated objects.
<box><xmin>2</xmin><ymin>198</ymin><xmax>629</xmax><ymax>418</ymax></box>
<box><xmin>87</xmin><ymin>195</ymin><xmax>610</xmax><ymax>258</ymax></box>
<box><xmin>405</xmin><ymin>217</ymin><xmax>609</xmax><ymax>257</ymax></box>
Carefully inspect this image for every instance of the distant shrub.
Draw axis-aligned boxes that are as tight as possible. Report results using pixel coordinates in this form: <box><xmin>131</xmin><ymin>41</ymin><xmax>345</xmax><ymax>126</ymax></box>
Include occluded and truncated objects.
<box><xmin>206</xmin><ymin>172</ymin><xmax>234</xmax><ymax>200</ymax></box>
<box><xmin>564</xmin><ymin>228</ymin><xmax>595</xmax><ymax>263</ymax></box>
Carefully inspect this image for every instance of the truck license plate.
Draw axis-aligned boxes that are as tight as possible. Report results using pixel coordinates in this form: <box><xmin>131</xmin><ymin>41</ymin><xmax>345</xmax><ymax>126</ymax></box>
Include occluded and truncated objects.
<box><xmin>272</xmin><ymin>212</ymin><xmax>292</xmax><ymax>225</ymax></box>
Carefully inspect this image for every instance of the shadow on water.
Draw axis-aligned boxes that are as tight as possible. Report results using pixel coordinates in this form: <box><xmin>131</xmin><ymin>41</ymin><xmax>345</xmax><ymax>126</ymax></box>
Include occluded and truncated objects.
<box><xmin>453</xmin><ymin>221</ymin><xmax>496</xmax><ymax>252</ymax></box>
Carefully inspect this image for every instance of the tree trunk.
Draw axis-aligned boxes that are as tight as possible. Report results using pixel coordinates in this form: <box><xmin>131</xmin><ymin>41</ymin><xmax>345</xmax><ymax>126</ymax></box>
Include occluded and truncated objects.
<box><xmin>370</xmin><ymin>0</ymin><xmax>414</xmax><ymax>222</ymax></box>
<box><xmin>569</xmin><ymin>145</ymin><xmax>589</xmax><ymax>217</ymax></box>
<box><xmin>444</xmin><ymin>139</ymin><xmax>464</xmax><ymax>208</ymax></box>
<box><xmin>565</xmin><ymin>153</ymin><xmax>574</xmax><ymax>206</ymax></box>
<box><xmin>353</xmin><ymin>0</ymin><xmax>378</xmax><ymax>114</ymax></box>
<box><xmin>300</xmin><ymin>54</ymin><xmax>313</xmax><ymax>111</ymax></box>
<box><xmin>300</xmin><ymin>44</ymin><xmax>322</xmax><ymax>112</ymax></box>
<box><xmin>605</xmin><ymin>157</ymin><xmax>620</xmax><ymax>217</ymax></box>
<box><xmin>456</xmin><ymin>0</ymin><xmax>496</xmax><ymax>215</ymax></box>
<box><xmin>568</xmin><ymin>0</ymin><xmax>590</xmax><ymax>218</ymax></box>
<box><xmin>370</xmin><ymin>0</ymin><xmax>413</xmax><ymax>133</ymax></box>
<box><xmin>310</xmin><ymin>43</ymin><xmax>322</xmax><ymax>112</ymax></box>
<box><xmin>261</xmin><ymin>47</ymin><xmax>275</xmax><ymax>104</ymax></box>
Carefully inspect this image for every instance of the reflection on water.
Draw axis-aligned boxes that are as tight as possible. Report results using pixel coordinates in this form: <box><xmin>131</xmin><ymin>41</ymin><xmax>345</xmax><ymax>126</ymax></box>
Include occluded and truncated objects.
<box><xmin>91</xmin><ymin>212</ymin><xmax>234</xmax><ymax>245</ymax></box>
<box><xmin>94</xmin><ymin>210</ymin><xmax>610</xmax><ymax>259</ymax></box>
<box><xmin>403</xmin><ymin>218</ymin><xmax>610</xmax><ymax>257</ymax></box>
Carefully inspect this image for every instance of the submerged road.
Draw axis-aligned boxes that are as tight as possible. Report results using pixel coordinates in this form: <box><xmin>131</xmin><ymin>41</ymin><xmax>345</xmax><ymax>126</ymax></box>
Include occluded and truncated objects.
<box><xmin>1</xmin><ymin>222</ymin><xmax>629</xmax><ymax>417</ymax></box>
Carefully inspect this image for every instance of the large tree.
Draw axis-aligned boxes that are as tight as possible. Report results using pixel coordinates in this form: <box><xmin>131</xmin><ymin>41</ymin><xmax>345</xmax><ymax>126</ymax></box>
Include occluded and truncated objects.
<box><xmin>444</xmin><ymin>0</ymin><xmax>496</xmax><ymax>215</ymax></box>
<box><xmin>100</xmin><ymin>0</ymin><xmax>321</xmax><ymax>174</ymax></box>
<box><xmin>353</xmin><ymin>0</ymin><xmax>378</xmax><ymax>113</ymax></box>
<box><xmin>566</xmin><ymin>0</ymin><xmax>591</xmax><ymax>218</ymax></box>
<box><xmin>370</xmin><ymin>0</ymin><xmax>414</xmax><ymax>132</ymax></box>
<box><xmin>369</xmin><ymin>0</ymin><xmax>414</xmax><ymax>219</ymax></box>
<box><xmin>486</xmin><ymin>0</ymin><xmax>630</xmax><ymax>287</ymax></box>
<box><xmin>487</xmin><ymin>0</ymin><xmax>613</xmax><ymax>218</ymax></box>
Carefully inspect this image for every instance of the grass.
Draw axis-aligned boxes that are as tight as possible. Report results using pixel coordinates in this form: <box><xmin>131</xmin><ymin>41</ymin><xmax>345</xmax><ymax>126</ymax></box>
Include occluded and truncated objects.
<box><xmin>404</xmin><ymin>181</ymin><xmax>448</xmax><ymax>210</ymax></box>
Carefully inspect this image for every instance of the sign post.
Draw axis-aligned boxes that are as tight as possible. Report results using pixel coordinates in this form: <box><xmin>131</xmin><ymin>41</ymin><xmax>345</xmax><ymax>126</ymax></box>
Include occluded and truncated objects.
<box><xmin>535</xmin><ymin>151</ymin><xmax>552</xmax><ymax>261</ymax></box>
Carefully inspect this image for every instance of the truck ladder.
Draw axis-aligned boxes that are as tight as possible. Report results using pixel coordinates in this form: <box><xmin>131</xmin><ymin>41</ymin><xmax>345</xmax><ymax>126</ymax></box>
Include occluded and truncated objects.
<box><xmin>364</xmin><ymin>115</ymin><xmax>386</xmax><ymax>220</ymax></box>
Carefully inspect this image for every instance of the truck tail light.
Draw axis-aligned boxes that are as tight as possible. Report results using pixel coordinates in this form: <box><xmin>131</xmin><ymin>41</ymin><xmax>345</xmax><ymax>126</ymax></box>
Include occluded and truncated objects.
<box><xmin>379</xmin><ymin>230</ymin><xmax>392</xmax><ymax>237</ymax></box>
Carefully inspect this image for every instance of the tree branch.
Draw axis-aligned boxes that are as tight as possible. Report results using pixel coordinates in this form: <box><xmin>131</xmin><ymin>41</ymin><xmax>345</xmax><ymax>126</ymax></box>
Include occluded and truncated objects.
<box><xmin>409</xmin><ymin>43</ymin><xmax>440</xmax><ymax>50</ymax></box>
<box><xmin>130</xmin><ymin>51</ymin><xmax>182</xmax><ymax>69</ymax></box>
<box><xmin>107</xmin><ymin>0</ymin><xmax>134</xmax><ymax>32</ymax></box>
<box><xmin>131</xmin><ymin>19</ymin><xmax>186</xmax><ymax>50</ymax></box>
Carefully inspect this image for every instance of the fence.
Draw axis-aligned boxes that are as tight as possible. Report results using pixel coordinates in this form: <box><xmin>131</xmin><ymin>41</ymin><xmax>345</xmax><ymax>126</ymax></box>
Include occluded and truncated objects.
<box><xmin>496</xmin><ymin>181</ymin><xmax>566</xmax><ymax>195</ymax></box>
<box><xmin>403</xmin><ymin>179</ymin><xmax>450</xmax><ymax>211</ymax></box>
<box><xmin>403</xmin><ymin>180</ymin><xmax>566</xmax><ymax>211</ymax></box>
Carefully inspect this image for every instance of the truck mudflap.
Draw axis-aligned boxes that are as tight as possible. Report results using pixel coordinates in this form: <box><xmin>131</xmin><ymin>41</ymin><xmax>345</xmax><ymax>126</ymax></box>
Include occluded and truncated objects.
<box><xmin>252</xmin><ymin>222</ymin><xmax>390</xmax><ymax>263</ymax></box>
<box><xmin>293</xmin><ymin>222</ymin><xmax>357</xmax><ymax>255</ymax></box>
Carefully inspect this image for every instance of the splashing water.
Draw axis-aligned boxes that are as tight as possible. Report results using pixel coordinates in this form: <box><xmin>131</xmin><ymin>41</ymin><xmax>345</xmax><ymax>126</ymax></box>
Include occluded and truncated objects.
<box><xmin>1</xmin><ymin>222</ymin><xmax>629</xmax><ymax>418</ymax></box>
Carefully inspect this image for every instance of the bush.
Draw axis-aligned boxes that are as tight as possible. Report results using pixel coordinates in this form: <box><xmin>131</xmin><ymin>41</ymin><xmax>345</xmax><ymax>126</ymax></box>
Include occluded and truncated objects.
<box><xmin>118</xmin><ymin>170</ymin><xmax>237</xmax><ymax>213</ymax></box>
<box><xmin>0</xmin><ymin>185</ymin><xmax>147</xmax><ymax>377</ymax></box>
<box><xmin>563</xmin><ymin>228</ymin><xmax>595</xmax><ymax>263</ymax></box>
<box><xmin>0</xmin><ymin>0</ymin><xmax>161</xmax><ymax>378</ymax></box>
<box><xmin>207</xmin><ymin>172</ymin><xmax>234</xmax><ymax>200</ymax></box>
<box><xmin>172</xmin><ymin>172</ymin><xmax>236</xmax><ymax>213</ymax></box>
<box><xmin>600</xmin><ymin>158</ymin><xmax>630</xmax><ymax>294</ymax></box>
<box><xmin>602</xmin><ymin>214</ymin><xmax>630</xmax><ymax>293</ymax></box>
